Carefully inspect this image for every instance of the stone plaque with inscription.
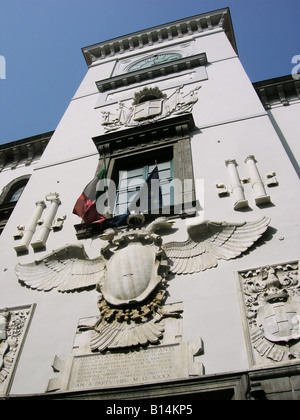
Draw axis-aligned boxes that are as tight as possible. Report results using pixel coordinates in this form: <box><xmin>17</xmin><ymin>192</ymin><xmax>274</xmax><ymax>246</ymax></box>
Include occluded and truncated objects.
<box><xmin>47</xmin><ymin>339</ymin><xmax>203</xmax><ymax>393</ymax></box>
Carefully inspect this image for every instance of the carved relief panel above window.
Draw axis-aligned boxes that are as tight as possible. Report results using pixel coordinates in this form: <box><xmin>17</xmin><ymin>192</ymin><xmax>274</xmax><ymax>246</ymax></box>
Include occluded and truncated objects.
<box><xmin>100</xmin><ymin>85</ymin><xmax>201</xmax><ymax>132</ymax></box>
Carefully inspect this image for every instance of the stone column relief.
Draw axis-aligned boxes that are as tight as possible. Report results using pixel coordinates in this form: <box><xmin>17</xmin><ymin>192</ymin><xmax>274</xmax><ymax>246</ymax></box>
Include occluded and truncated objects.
<box><xmin>225</xmin><ymin>159</ymin><xmax>248</xmax><ymax>210</ymax></box>
<box><xmin>219</xmin><ymin>156</ymin><xmax>278</xmax><ymax>211</ymax></box>
<box><xmin>238</xmin><ymin>261</ymin><xmax>300</xmax><ymax>367</ymax></box>
<box><xmin>31</xmin><ymin>193</ymin><xmax>61</xmax><ymax>250</ymax></box>
<box><xmin>245</xmin><ymin>155</ymin><xmax>270</xmax><ymax>205</ymax></box>
<box><xmin>0</xmin><ymin>304</ymin><xmax>36</xmax><ymax>396</ymax></box>
<box><xmin>14</xmin><ymin>201</ymin><xmax>46</xmax><ymax>253</ymax></box>
<box><xmin>14</xmin><ymin>193</ymin><xmax>65</xmax><ymax>253</ymax></box>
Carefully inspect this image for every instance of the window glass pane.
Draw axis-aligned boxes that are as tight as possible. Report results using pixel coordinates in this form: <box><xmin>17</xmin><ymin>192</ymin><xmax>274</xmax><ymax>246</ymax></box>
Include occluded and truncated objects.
<box><xmin>9</xmin><ymin>186</ymin><xmax>25</xmax><ymax>202</ymax></box>
<box><xmin>114</xmin><ymin>159</ymin><xmax>173</xmax><ymax>215</ymax></box>
<box><xmin>162</xmin><ymin>194</ymin><xmax>171</xmax><ymax>206</ymax></box>
<box><xmin>127</xmin><ymin>190</ymin><xmax>139</xmax><ymax>203</ymax></box>
<box><xmin>116</xmin><ymin>203</ymin><xmax>128</xmax><ymax>215</ymax></box>
<box><xmin>158</xmin><ymin>168</ymin><xmax>171</xmax><ymax>179</ymax></box>
<box><xmin>119</xmin><ymin>176</ymin><xmax>144</xmax><ymax>190</ymax></box>
<box><xmin>160</xmin><ymin>183</ymin><xmax>171</xmax><ymax>195</ymax></box>
<box><xmin>127</xmin><ymin>167</ymin><xmax>144</xmax><ymax>178</ymax></box>
<box><xmin>127</xmin><ymin>178</ymin><xmax>145</xmax><ymax>189</ymax></box>
<box><xmin>117</xmin><ymin>191</ymin><xmax>130</xmax><ymax>204</ymax></box>
<box><xmin>149</xmin><ymin>161</ymin><xmax>171</xmax><ymax>173</ymax></box>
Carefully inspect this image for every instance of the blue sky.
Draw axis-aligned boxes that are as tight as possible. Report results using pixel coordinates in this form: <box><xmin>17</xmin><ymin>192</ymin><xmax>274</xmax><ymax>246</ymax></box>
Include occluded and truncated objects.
<box><xmin>0</xmin><ymin>0</ymin><xmax>299</xmax><ymax>144</ymax></box>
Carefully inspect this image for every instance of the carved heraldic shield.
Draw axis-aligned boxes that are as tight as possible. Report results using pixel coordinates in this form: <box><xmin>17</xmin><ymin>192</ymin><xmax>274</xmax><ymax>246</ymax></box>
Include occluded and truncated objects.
<box><xmin>258</xmin><ymin>300</ymin><xmax>300</xmax><ymax>343</ymax></box>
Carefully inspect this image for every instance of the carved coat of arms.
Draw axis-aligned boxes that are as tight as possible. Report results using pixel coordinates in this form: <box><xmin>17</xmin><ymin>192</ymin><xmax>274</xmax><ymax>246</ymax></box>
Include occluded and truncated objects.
<box><xmin>16</xmin><ymin>215</ymin><xmax>270</xmax><ymax>352</ymax></box>
<box><xmin>101</xmin><ymin>85</ymin><xmax>201</xmax><ymax>132</ymax></box>
<box><xmin>239</xmin><ymin>262</ymin><xmax>300</xmax><ymax>364</ymax></box>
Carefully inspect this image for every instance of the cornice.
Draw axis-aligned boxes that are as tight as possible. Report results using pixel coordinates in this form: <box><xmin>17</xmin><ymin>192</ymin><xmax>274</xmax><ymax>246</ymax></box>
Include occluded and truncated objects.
<box><xmin>0</xmin><ymin>131</ymin><xmax>53</xmax><ymax>171</ymax></box>
<box><xmin>82</xmin><ymin>8</ymin><xmax>237</xmax><ymax>66</ymax></box>
<box><xmin>96</xmin><ymin>52</ymin><xmax>207</xmax><ymax>93</ymax></box>
<box><xmin>92</xmin><ymin>113</ymin><xmax>195</xmax><ymax>158</ymax></box>
<box><xmin>253</xmin><ymin>75</ymin><xmax>300</xmax><ymax>109</ymax></box>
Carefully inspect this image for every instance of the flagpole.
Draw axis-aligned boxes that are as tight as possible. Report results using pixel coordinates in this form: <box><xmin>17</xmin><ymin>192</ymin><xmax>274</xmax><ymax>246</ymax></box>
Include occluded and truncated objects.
<box><xmin>102</xmin><ymin>155</ymin><xmax>107</xmax><ymax>191</ymax></box>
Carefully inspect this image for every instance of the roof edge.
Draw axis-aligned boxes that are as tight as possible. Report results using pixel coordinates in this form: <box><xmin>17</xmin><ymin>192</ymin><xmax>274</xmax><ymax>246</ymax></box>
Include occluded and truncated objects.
<box><xmin>82</xmin><ymin>8</ymin><xmax>237</xmax><ymax>66</ymax></box>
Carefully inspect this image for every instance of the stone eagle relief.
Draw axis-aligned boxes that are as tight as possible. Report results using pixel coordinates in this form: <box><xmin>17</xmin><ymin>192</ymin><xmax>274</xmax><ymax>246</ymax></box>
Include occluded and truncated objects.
<box><xmin>15</xmin><ymin>215</ymin><xmax>270</xmax><ymax>352</ymax></box>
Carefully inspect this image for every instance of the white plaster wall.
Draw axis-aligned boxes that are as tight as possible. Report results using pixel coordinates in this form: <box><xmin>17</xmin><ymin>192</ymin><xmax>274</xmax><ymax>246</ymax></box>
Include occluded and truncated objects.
<box><xmin>268</xmin><ymin>101</ymin><xmax>300</xmax><ymax>172</ymax></box>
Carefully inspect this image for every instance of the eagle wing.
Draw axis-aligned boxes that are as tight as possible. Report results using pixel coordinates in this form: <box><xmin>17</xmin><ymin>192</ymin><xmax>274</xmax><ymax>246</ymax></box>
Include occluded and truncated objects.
<box><xmin>163</xmin><ymin>216</ymin><xmax>270</xmax><ymax>274</ymax></box>
<box><xmin>89</xmin><ymin>316</ymin><xmax>165</xmax><ymax>352</ymax></box>
<box><xmin>15</xmin><ymin>244</ymin><xmax>105</xmax><ymax>292</ymax></box>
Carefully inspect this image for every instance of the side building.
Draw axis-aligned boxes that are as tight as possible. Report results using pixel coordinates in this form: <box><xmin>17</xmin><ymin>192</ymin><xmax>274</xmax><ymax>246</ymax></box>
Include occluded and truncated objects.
<box><xmin>0</xmin><ymin>8</ymin><xmax>299</xmax><ymax>400</ymax></box>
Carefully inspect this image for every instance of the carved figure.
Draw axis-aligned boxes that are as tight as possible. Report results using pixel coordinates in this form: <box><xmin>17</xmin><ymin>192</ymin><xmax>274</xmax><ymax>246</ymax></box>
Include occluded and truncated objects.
<box><xmin>15</xmin><ymin>215</ymin><xmax>270</xmax><ymax>351</ymax></box>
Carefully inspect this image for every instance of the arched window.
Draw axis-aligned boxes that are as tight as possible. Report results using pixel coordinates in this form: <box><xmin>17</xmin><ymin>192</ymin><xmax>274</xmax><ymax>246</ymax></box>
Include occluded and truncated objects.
<box><xmin>0</xmin><ymin>175</ymin><xmax>30</xmax><ymax>234</ymax></box>
<box><xmin>6</xmin><ymin>182</ymin><xmax>27</xmax><ymax>203</ymax></box>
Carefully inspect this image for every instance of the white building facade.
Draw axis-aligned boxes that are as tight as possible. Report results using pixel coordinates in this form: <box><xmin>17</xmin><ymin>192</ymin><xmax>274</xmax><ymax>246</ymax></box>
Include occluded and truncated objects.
<box><xmin>0</xmin><ymin>8</ymin><xmax>299</xmax><ymax>400</ymax></box>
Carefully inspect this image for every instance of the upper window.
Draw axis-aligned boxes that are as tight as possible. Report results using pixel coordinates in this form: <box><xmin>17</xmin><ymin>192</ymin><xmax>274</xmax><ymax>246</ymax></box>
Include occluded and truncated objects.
<box><xmin>114</xmin><ymin>160</ymin><xmax>173</xmax><ymax>216</ymax></box>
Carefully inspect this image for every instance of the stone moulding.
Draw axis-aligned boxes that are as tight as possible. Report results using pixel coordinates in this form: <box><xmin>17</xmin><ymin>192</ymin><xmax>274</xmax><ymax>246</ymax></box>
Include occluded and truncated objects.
<box><xmin>96</xmin><ymin>54</ymin><xmax>207</xmax><ymax>93</ymax></box>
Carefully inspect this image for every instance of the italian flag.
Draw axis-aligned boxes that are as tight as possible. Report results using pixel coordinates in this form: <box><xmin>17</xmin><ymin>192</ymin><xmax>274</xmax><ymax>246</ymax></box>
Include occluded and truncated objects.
<box><xmin>72</xmin><ymin>167</ymin><xmax>106</xmax><ymax>225</ymax></box>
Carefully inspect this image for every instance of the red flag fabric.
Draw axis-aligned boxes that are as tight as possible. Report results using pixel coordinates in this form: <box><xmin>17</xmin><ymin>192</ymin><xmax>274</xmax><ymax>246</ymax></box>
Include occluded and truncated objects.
<box><xmin>73</xmin><ymin>168</ymin><xmax>107</xmax><ymax>225</ymax></box>
<box><xmin>73</xmin><ymin>192</ymin><xmax>106</xmax><ymax>225</ymax></box>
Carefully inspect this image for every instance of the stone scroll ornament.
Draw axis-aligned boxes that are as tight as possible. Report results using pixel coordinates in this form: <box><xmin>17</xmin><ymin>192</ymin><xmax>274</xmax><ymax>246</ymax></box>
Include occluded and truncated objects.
<box><xmin>15</xmin><ymin>215</ymin><xmax>270</xmax><ymax>352</ymax></box>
